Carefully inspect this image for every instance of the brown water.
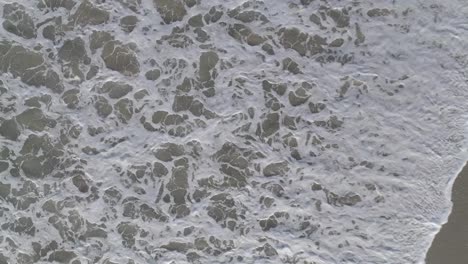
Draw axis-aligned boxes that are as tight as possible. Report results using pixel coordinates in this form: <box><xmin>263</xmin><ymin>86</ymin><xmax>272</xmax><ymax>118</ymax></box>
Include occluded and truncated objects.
<box><xmin>426</xmin><ymin>162</ymin><xmax>468</xmax><ymax>264</ymax></box>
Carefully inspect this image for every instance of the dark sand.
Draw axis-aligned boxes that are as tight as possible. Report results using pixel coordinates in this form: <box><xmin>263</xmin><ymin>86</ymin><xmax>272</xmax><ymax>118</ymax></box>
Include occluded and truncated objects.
<box><xmin>426</xmin><ymin>162</ymin><xmax>468</xmax><ymax>264</ymax></box>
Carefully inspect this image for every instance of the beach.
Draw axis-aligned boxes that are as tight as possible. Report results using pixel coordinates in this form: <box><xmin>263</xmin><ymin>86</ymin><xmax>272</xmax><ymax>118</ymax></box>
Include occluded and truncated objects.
<box><xmin>426</xmin><ymin>162</ymin><xmax>468</xmax><ymax>264</ymax></box>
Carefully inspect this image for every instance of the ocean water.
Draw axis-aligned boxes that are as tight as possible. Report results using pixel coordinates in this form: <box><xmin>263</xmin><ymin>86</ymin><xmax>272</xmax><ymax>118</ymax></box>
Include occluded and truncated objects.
<box><xmin>0</xmin><ymin>0</ymin><xmax>467</xmax><ymax>263</ymax></box>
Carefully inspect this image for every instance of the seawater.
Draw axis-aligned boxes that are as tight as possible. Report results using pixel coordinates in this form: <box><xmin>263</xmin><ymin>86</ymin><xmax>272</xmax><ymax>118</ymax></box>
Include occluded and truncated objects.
<box><xmin>0</xmin><ymin>0</ymin><xmax>467</xmax><ymax>263</ymax></box>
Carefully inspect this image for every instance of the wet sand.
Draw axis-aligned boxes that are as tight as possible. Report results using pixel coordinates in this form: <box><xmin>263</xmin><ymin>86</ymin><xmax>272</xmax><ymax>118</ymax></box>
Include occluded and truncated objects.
<box><xmin>426</xmin><ymin>162</ymin><xmax>468</xmax><ymax>264</ymax></box>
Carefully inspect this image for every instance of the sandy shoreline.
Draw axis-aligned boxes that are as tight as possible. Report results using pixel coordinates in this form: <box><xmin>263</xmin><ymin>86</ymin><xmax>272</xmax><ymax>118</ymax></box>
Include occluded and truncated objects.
<box><xmin>425</xmin><ymin>162</ymin><xmax>468</xmax><ymax>264</ymax></box>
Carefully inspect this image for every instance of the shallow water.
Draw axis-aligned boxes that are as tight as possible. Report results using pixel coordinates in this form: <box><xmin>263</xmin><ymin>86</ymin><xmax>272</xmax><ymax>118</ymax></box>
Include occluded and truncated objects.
<box><xmin>0</xmin><ymin>0</ymin><xmax>467</xmax><ymax>263</ymax></box>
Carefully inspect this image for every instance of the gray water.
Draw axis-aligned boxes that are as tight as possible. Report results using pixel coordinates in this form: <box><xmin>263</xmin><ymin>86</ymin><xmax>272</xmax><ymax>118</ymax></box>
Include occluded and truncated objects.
<box><xmin>0</xmin><ymin>0</ymin><xmax>468</xmax><ymax>263</ymax></box>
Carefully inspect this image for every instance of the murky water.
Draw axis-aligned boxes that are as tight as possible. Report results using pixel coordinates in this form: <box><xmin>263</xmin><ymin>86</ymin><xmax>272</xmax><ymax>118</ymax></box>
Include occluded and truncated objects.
<box><xmin>0</xmin><ymin>0</ymin><xmax>468</xmax><ymax>263</ymax></box>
